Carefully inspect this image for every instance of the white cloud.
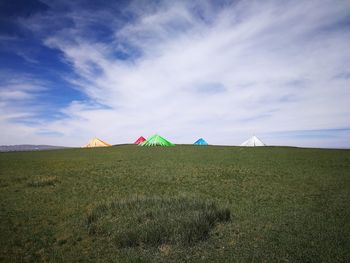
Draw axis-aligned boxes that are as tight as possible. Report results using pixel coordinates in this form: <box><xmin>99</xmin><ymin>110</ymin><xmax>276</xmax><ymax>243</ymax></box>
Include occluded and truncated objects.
<box><xmin>1</xmin><ymin>0</ymin><xmax>350</xmax><ymax>147</ymax></box>
<box><xmin>0</xmin><ymin>76</ymin><xmax>47</xmax><ymax>116</ymax></box>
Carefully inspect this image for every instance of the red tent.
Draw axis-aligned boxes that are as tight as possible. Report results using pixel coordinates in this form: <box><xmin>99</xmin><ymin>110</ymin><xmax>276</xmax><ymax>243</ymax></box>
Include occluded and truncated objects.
<box><xmin>134</xmin><ymin>136</ymin><xmax>146</xmax><ymax>144</ymax></box>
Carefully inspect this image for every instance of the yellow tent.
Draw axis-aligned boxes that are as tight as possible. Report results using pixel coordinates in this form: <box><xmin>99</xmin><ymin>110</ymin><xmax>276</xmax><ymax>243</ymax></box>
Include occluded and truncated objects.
<box><xmin>82</xmin><ymin>138</ymin><xmax>111</xmax><ymax>148</ymax></box>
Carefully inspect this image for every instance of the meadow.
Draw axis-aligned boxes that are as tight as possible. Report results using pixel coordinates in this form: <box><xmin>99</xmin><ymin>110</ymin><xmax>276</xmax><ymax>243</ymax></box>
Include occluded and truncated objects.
<box><xmin>0</xmin><ymin>145</ymin><xmax>349</xmax><ymax>262</ymax></box>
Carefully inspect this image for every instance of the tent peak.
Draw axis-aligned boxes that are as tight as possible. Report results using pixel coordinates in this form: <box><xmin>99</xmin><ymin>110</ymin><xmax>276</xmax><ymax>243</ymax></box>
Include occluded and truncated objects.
<box><xmin>194</xmin><ymin>138</ymin><xmax>208</xmax><ymax>145</ymax></box>
<box><xmin>240</xmin><ymin>136</ymin><xmax>265</xmax><ymax>147</ymax></box>
<box><xmin>134</xmin><ymin>136</ymin><xmax>146</xmax><ymax>145</ymax></box>
<box><xmin>82</xmin><ymin>137</ymin><xmax>111</xmax><ymax>148</ymax></box>
<box><xmin>140</xmin><ymin>134</ymin><xmax>174</xmax><ymax>146</ymax></box>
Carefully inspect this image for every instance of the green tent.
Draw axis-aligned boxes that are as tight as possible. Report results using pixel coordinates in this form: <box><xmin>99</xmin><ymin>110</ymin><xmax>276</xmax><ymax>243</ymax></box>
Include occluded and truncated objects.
<box><xmin>139</xmin><ymin>134</ymin><xmax>175</xmax><ymax>146</ymax></box>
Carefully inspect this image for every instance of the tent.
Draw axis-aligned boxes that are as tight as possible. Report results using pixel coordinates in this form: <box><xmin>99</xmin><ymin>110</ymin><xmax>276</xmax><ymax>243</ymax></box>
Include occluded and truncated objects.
<box><xmin>82</xmin><ymin>138</ymin><xmax>111</xmax><ymax>148</ymax></box>
<box><xmin>194</xmin><ymin>138</ymin><xmax>208</xmax><ymax>145</ymax></box>
<box><xmin>139</xmin><ymin>134</ymin><xmax>175</xmax><ymax>146</ymax></box>
<box><xmin>240</xmin><ymin>136</ymin><xmax>265</xmax><ymax>147</ymax></box>
<box><xmin>134</xmin><ymin>136</ymin><xmax>146</xmax><ymax>145</ymax></box>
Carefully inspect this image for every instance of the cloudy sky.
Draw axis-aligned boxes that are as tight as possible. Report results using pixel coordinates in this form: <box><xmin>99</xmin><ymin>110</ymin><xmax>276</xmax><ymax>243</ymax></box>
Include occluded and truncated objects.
<box><xmin>1</xmin><ymin>0</ymin><xmax>350</xmax><ymax>148</ymax></box>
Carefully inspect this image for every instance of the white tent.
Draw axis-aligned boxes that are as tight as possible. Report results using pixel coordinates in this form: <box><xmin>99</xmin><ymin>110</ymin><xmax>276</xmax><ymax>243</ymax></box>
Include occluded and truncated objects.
<box><xmin>240</xmin><ymin>136</ymin><xmax>265</xmax><ymax>147</ymax></box>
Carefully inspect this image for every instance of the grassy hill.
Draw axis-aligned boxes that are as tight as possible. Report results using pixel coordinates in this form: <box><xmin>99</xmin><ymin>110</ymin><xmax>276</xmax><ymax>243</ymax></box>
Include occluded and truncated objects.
<box><xmin>0</xmin><ymin>145</ymin><xmax>349</xmax><ymax>262</ymax></box>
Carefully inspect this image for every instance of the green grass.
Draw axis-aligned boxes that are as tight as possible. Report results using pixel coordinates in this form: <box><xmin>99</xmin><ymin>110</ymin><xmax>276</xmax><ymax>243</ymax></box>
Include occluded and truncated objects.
<box><xmin>0</xmin><ymin>145</ymin><xmax>349</xmax><ymax>262</ymax></box>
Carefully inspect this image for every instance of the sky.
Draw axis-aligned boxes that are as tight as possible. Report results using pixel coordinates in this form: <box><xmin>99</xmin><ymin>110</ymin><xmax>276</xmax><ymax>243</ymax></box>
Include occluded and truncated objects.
<box><xmin>1</xmin><ymin>0</ymin><xmax>350</xmax><ymax>148</ymax></box>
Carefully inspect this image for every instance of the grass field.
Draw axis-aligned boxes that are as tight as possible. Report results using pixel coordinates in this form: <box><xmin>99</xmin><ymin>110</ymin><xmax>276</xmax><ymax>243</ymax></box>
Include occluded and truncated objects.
<box><xmin>0</xmin><ymin>145</ymin><xmax>349</xmax><ymax>262</ymax></box>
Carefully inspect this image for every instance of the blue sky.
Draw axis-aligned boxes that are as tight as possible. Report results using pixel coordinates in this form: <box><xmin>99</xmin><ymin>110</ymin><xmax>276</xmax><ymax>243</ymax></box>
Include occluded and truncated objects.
<box><xmin>1</xmin><ymin>0</ymin><xmax>350</xmax><ymax>147</ymax></box>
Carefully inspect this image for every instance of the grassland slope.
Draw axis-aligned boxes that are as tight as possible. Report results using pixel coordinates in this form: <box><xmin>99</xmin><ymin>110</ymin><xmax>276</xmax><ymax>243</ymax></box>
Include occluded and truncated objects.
<box><xmin>0</xmin><ymin>145</ymin><xmax>349</xmax><ymax>262</ymax></box>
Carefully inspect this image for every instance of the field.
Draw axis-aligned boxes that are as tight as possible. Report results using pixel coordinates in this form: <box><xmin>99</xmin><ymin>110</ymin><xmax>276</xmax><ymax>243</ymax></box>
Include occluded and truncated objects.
<box><xmin>0</xmin><ymin>145</ymin><xmax>349</xmax><ymax>262</ymax></box>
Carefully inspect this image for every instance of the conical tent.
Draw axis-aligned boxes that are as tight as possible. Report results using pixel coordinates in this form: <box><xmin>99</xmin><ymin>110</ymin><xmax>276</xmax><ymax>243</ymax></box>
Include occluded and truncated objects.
<box><xmin>194</xmin><ymin>138</ymin><xmax>208</xmax><ymax>145</ymax></box>
<box><xmin>82</xmin><ymin>138</ymin><xmax>111</xmax><ymax>148</ymax></box>
<box><xmin>134</xmin><ymin>136</ymin><xmax>146</xmax><ymax>145</ymax></box>
<box><xmin>139</xmin><ymin>134</ymin><xmax>174</xmax><ymax>146</ymax></box>
<box><xmin>240</xmin><ymin>136</ymin><xmax>265</xmax><ymax>147</ymax></box>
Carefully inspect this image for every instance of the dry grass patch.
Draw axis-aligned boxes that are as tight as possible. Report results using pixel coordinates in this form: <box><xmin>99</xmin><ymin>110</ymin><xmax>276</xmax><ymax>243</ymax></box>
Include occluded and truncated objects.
<box><xmin>85</xmin><ymin>196</ymin><xmax>230</xmax><ymax>248</ymax></box>
<box><xmin>27</xmin><ymin>176</ymin><xmax>60</xmax><ymax>187</ymax></box>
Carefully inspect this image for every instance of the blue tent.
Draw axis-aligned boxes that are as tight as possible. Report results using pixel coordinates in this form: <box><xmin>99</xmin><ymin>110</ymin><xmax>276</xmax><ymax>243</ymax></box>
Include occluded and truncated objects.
<box><xmin>194</xmin><ymin>138</ymin><xmax>208</xmax><ymax>145</ymax></box>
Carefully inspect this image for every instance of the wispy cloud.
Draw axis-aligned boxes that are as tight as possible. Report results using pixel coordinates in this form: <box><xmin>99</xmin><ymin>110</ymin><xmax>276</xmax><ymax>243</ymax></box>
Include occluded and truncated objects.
<box><xmin>1</xmin><ymin>0</ymin><xmax>350</xmax><ymax>147</ymax></box>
